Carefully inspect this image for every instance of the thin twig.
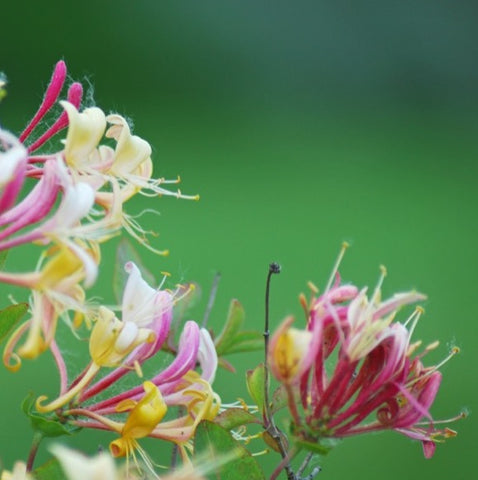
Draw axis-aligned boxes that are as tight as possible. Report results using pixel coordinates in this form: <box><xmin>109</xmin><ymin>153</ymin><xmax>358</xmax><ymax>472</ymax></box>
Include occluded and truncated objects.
<box><xmin>263</xmin><ymin>263</ymin><xmax>296</xmax><ymax>480</ymax></box>
<box><xmin>302</xmin><ymin>467</ymin><xmax>321</xmax><ymax>480</ymax></box>
<box><xmin>202</xmin><ymin>272</ymin><xmax>221</xmax><ymax>328</ymax></box>
<box><xmin>296</xmin><ymin>452</ymin><xmax>321</xmax><ymax>480</ymax></box>
<box><xmin>26</xmin><ymin>432</ymin><xmax>43</xmax><ymax>472</ymax></box>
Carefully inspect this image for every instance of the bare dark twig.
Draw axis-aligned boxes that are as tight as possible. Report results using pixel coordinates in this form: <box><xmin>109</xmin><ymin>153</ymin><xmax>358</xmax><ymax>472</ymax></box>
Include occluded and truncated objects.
<box><xmin>263</xmin><ymin>263</ymin><xmax>296</xmax><ymax>480</ymax></box>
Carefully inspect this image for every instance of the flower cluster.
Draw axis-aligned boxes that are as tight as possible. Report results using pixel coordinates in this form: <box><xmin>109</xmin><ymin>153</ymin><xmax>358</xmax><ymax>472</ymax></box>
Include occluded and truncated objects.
<box><xmin>34</xmin><ymin>261</ymin><xmax>220</xmax><ymax>464</ymax></box>
<box><xmin>0</xmin><ymin>63</ymin><xmax>462</xmax><ymax>480</ymax></box>
<box><xmin>0</xmin><ymin>61</ymin><xmax>217</xmax><ymax>474</ymax></box>
<box><xmin>0</xmin><ymin>61</ymin><xmax>198</xmax><ymax>371</ymax></box>
<box><xmin>269</xmin><ymin>247</ymin><xmax>460</xmax><ymax>459</ymax></box>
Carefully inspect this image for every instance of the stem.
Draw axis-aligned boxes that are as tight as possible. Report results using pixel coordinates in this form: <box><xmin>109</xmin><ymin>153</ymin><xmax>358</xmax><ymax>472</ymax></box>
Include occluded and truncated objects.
<box><xmin>170</xmin><ymin>405</ymin><xmax>186</xmax><ymax>468</ymax></box>
<box><xmin>270</xmin><ymin>446</ymin><xmax>297</xmax><ymax>480</ymax></box>
<box><xmin>264</xmin><ymin>262</ymin><xmax>281</xmax><ymax>426</ymax></box>
<box><xmin>26</xmin><ymin>432</ymin><xmax>43</xmax><ymax>472</ymax></box>
<box><xmin>50</xmin><ymin>339</ymin><xmax>68</xmax><ymax>395</ymax></box>
<box><xmin>296</xmin><ymin>452</ymin><xmax>317</xmax><ymax>479</ymax></box>
<box><xmin>264</xmin><ymin>263</ymin><xmax>296</xmax><ymax>480</ymax></box>
<box><xmin>202</xmin><ymin>272</ymin><xmax>221</xmax><ymax>328</ymax></box>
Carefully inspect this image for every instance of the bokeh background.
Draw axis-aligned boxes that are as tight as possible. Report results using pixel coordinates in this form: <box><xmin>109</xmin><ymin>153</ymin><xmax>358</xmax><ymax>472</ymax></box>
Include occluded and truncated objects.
<box><xmin>1</xmin><ymin>1</ymin><xmax>477</xmax><ymax>478</ymax></box>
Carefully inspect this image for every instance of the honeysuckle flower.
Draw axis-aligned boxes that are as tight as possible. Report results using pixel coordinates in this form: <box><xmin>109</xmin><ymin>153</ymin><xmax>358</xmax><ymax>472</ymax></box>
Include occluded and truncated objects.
<box><xmin>269</xmin><ymin>255</ymin><xmax>460</xmax><ymax>458</ymax></box>
<box><xmin>86</xmin><ymin>320</ymin><xmax>203</xmax><ymax>413</ymax></box>
<box><xmin>36</xmin><ymin>312</ymin><xmax>219</xmax><ymax>470</ymax></box>
<box><xmin>0</xmin><ymin>128</ymin><xmax>27</xmax><ymax>214</ymax></box>
<box><xmin>0</xmin><ymin>462</ymin><xmax>33</xmax><ymax>480</ymax></box>
<box><xmin>59</xmin><ymin>100</ymin><xmax>198</xmax><ymax>254</ymax></box>
<box><xmin>62</xmin><ymin>101</ymin><xmax>107</xmax><ymax>171</ymax></box>
<box><xmin>269</xmin><ymin>316</ymin><xmax>315</xmax><ymax>385</ymax></box>
<box><xmin>0</xmin><ymin>159</ymin><xmax>60</xmax><ymax>241</ymax></box>
<box><xmin>109</xmin><ymin>380</ymin><xmax>168</xmax><ymax>458</ymax></box>
<box><xmin>2</xmin><ymin>242</ymin><xmax>99</xmax><ymax>370</ymax></box>
<box><xmin>89</xmin><ymin>306</ymin><xmax>156</xmax><ymax>368</ymax></box>
<box><xmin>34</xmin><ymin>264</ymin><xmax>205</xmax><ymax>416</ymax></box>
<box><xmin>51</xmin><ymin>445</ymin><xmax>121</xmax><ymax>480</ymax></box>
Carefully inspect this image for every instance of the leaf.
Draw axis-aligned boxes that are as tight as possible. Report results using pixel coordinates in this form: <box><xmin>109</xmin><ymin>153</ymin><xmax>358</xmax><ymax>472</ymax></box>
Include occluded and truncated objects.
<box><xmin>0</xmin><ymin>303</ymin><xmax>28</xmax><ymax>345</ymax></box>
<box><xmin>214</xmin><ymin>300</ymin><xmax>245</xmax><ymax>355</ymax></box>
<box><xmin>22</xmin><ymin>393</ymin><xmax>82</xmax><ymax>438</ymax></box>
<box><xmin>263</xmin><ymin>430</ymin><xmax>289</xmax><ymax>454</ymax></box>
<box><xmin>271</xmin><ymin>385</ymin><xmax>288</xmax><ymax>414</ymax></box>
<box><xmin>246</xmin><ymin>364</ymin><xmax>265</xmax><ymax>416</ymax></box>
<box><xmin>223</xmin><ymin>331</ymin><xmax>263</xmax><ymax>354</ymax></box>
<box><xmin>294</xmin><ymin>438</ymin><xmax>334</xmax><ymax>456</ymax></box>
<box><xmin>215</xmin><ymin>408</ymin><xmax>260</xmax><ymax>431</ymax></box>
<box><xmin>113</xmin><ymin>238</ymin><xmax>155</xmax><ymax>303</ymax></box>
<box><xmin>0</xmin><ymin>249</ymin><xmax>8</xmax><ymax>269</ymax></box>
<box><xmin>215</xmin><ymin>300</ymin><xmax>263</xmax><ymax>356</ymax></box>
<box><xmin>194</xmin><ymin>420</ymin><xmax>264</xmax><ymax>480</ymax></box>
<box><xmin>33</xmin><ymin>458</ymin><xmax>64</xmax><ymax>480</ymax></box>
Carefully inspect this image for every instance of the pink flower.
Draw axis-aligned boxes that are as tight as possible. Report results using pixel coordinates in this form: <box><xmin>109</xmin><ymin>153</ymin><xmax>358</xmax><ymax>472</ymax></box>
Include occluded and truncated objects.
<box><xmin>269</xmin><ymin>266</ymin><xmax>460</xmax><ymax>457</ymax></box>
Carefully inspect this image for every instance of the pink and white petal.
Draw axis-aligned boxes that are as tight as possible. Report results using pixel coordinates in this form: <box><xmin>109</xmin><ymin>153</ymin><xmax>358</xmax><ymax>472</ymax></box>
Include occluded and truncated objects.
<box><xmin>198</xmin><ymin>328</ymin><xmax>218</xmax><ymax>384</ymax></box>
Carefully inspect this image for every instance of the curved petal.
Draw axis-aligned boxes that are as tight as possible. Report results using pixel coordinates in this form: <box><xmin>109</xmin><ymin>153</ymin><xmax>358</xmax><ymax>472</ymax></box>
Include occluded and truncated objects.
<box><xmin>62</xmin><ymin>101</ymin><xmax>106</xmax><ymax>169</ymax></box>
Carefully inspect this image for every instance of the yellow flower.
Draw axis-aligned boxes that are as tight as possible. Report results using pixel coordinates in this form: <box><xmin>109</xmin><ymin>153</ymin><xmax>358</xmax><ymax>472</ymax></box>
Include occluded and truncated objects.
<box><xmin>110</xmin><ymin>381</ymin><xmax>167</xmax><ymax>458</ymax></box>
<box><xmin>89</xmin><ymin>306</ymin><xmax>155</xmax><ymax>367</ymax></box>
<box><xmin>268</xmin><ymin>316</ymin><xmax>313</xmax><ymax>384</ymax></box>
<box><xmin>2</xmin><ymin>242</ymin><xmax>98</xmax><ymax>370</ymax></box>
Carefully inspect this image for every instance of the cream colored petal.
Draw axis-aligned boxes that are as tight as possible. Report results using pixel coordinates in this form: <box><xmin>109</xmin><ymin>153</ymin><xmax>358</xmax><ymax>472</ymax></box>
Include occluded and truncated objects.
<box><xmin>105</xmin><ymin>114</ymin><xmax>152</xmax><ymax>176</ymax></box>
<box><xmin>51</xmin><ymin>444</ymin><xmax>117</xmax><ymax>480</ymax></box>
<box><xmin>121</xmin><ymin>262</ymin><xmax>157</xmax><ymax>326</ymax></box>
<box><xmin>62</xmin><ymin>101</ymin><xmax>106</xmax><ymax>169</ymax></box>
<box><xmin>0</xmin><ymin>129</ymin><xmax>27</xmax><ymax>187</ymax></box>
<box><xmin>0</xmin><ymin>461</ymin><xmax>32</xmax><ymax>480</ymax></box>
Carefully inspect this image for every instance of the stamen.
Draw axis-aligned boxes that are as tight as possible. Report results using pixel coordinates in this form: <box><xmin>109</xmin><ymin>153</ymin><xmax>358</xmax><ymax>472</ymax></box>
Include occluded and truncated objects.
<box><xmin>324</xmin><ymin>241</ymin><xmax>349</xmax><ymax>294</ymax></box>
<box><xmin>404</xmin><ymin>306</ymin><xmax>424</xmax><ymax>340</ymax></box>
<box><xmin>416</xmin><ymin>410</ymin><xmax>467</xmax><ymax>426</ymax></box>
<box><xmin>409</xmin><ymin>346</ymin><xmax>460</xmax><ymax>386</ymax></box>
<box><xmin>134</xmin><ymin>360</ymin><xmax>143</xmax><ymax>378</ymax></box>
<box><xmin>424</xmin><ymin>340</ymin><xmax>440</xmax><ymax>352</ymax></box>
<box><xmin>171</xmin><ymin>283</ymin><xmax>195</xmax><ymax>304</ymax></box>
<box><xmin>370</xmin><ymin>265</ymin><xmax>387</xmax><ymax>306</ymax></box>
<box><xmin>307</xmin><ymin>281</ymin><xmax>319</xmax><ymax>294</ymax></box>
<box><xmin>299</xmin><ymin>292</ymin><xmax>309</xmax><ymax>317</ymax></box>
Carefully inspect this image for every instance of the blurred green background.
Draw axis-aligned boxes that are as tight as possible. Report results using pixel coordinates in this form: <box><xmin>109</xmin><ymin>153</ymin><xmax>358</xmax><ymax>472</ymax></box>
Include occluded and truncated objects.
<box><xmin>1</xmin><ymin>1</ymin><xmax>477</xmax><ymax>478</ymax></box>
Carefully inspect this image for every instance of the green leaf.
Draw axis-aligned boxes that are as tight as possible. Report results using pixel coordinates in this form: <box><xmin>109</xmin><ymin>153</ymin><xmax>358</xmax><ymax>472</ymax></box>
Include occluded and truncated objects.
<box><xmin>22</xmin><ymin>393</ymin><xmax>82</xmax><ymax>438</ymax></box>
<box><xmin>246</xmin><ymin>364</ymin><xmax>265</xmax><ymax>416</ymax></box>
<box><xmin>33</xmin><ymin>458</ymin><xmax>64</xmax><ymax>480</ymax></box>
<box><xmin>215</xmin><ymin>408</ymin><xmax>260</xmax><ymax>431</ymax></box>
<box><xmin>271</xmin><ymin>385</ymin><xmax>288</xmax><ymax>414</ymax></box>
<box><xmin>194</xmin><ymin>420</ymin><xmax>264</xmax><ymax>480</ymax></box>
<box><xmin>262</xmin><ymin>429</ymin><xmax>289</xmax><ymax>454</ymax></box>
<box><xmin>0</xmin><ymin>249</ymin><xmax>8</xmax><ymax>269</ymax></box>
<box><xmin>294</xmin><ymin>438</ymin><xmax>335</xmax><ymax>456</ymax></box>
<box><xmin>113</xmin><ymin>238</ymin><xmax>156</xmax><ymax>303</ymax></box>
<box><xmin>215</xmin><ymin>300</ymin><xmax>245</xmax><ymax>355</ymax></box>
<box><xmin>0</xmin><ymin>303</ymin><xmax>28</xmax><ymax>345</ymax></box>
<box><xmin>223</xmin><ymin>331</ymin><xmax>264</xmax><ymax>354</ymax></box>
<box><xmin>215</xmin><ymin>300</ymin><xmax>263</xmax><ymax>356</ymax></box>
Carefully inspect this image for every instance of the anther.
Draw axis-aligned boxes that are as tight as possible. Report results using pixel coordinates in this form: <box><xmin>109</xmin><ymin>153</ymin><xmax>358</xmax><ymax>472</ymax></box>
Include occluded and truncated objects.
<box><xmin>325</xmin><ymin>242</ymin><xmax>349</xmax><ymax>294</ymax></box>
<box><xmin>307</xmin><ymin>281</ymin><xmax>319</xmax><ymax>294</ymax></box>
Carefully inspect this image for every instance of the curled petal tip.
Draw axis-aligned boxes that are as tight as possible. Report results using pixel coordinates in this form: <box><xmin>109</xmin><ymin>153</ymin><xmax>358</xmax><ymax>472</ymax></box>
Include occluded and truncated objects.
<box><xmin>35</xmin><ymin>395</ymin><xmax>50</xmax><ymax>413</ymax></box>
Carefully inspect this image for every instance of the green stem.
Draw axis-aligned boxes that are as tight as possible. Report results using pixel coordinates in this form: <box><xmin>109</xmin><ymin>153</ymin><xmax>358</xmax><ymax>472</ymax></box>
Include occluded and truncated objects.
<box><xmin>26</xmin><ymin>431</ymin><xmax>43</xmax><ymax>472</ymax></box>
